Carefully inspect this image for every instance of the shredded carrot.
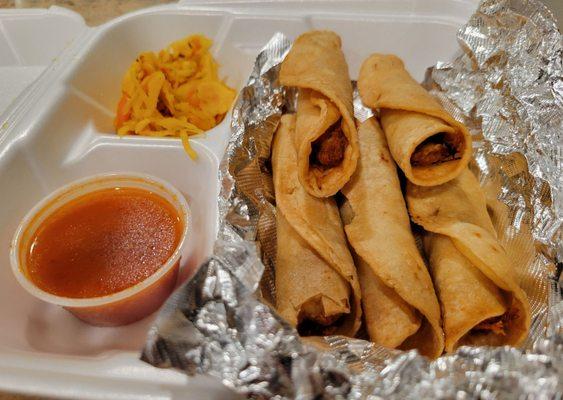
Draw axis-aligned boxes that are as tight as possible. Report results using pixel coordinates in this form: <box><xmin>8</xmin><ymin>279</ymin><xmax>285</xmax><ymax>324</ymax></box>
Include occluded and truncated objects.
<box><xmin>114</xmin><ymin>34</ymin><xmax>235</xmax><ymax>159</ymax></box>
<box><xmin>114</xmin><ymin>94</ymin><xmax>131</xmax><ymax>128</ymax></box>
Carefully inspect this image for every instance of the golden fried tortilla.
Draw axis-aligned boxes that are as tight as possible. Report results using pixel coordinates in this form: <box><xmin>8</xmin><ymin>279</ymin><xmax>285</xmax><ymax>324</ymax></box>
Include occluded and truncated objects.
<box><xmin>340</xmin><ymin>118</ymin><xmax>444</xmax><ymax>358</ymax></box>
<box><xmin>406</xmin><ymin>169</ymin><xmax>531</xmax><ymax>351</ymax></box>
<box><xmin>358</xmin><ymin>54</ymin><xmax>471</xmax><ymax>186</ymax></box>
<box><xmin>273</xmin><ymin>114</ymin><xmax>362</xmax><ymax>336</ymax></box>
<box><xmin>280</xmin><ymin>31</ymin><xmax>358</xmax><ymax>197</ymax></box>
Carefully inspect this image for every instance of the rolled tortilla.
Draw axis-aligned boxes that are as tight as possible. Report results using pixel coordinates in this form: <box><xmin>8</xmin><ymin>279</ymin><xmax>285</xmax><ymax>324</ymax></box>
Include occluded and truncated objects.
<box><xmin>273</xmin><ymin>114</ymin><xmax>362</xmax><ymax>336</ymax></box>
<box><xmin>406</xmin><ymin>169</ymin><xmax>531</xmax><ymax>352</ymax></box>
<box><xmin>280</xmin><ymin>30</ymin><xmax>358</xmax><ymax>197</ymax></box>
<box><xmin>358</xmin><ymin>54</ymin><xmax>471</xmax><ymax>186</ymax></box>
<box><xmin>340</xmin><ymin>118</ymin><xmax>444</xmax><ymax>358</ymax></box>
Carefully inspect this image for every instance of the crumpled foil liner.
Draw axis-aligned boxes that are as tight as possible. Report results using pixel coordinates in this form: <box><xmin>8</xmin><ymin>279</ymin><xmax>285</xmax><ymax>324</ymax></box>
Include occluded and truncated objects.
<box><xmin>142</xmin><ymin>1</ymin><xmax>563</xmax><ymax>398</ymax></box>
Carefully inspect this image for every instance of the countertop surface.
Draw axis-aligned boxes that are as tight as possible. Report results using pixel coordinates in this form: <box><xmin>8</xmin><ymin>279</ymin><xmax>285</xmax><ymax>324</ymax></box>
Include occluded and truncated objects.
<box><xmin>0</xmin><ymin>0</ymin><xmax>561</xmax><ymax>27</ymax></box>
<box><xmin>0</xmin><ymin>0</ymin><xmax>560</xmax><ymax>399</ymax></box>
<box><xmin>0</xmin><ymin>0</ymin><xmax>174</xmax><ymax>25</ymax></box>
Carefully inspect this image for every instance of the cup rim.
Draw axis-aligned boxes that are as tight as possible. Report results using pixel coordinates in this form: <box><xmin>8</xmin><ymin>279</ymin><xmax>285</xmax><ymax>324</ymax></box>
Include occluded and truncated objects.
<box><xmin>10</xmin><ymin>172</ymin><xmax>191</xmax><ymax>308</ymax></box>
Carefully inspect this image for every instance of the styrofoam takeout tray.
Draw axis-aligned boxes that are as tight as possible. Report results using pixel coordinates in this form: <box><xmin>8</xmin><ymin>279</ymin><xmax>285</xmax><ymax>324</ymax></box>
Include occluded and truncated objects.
<box><xmin>0</xmin><ymin>1</ymin><xmax>479</xmax><ymax>398</ymax></box>
<box><xmin>0</xmin><ymin>6</ymin><xmax>85</xmax><ymax>117</ymax></box>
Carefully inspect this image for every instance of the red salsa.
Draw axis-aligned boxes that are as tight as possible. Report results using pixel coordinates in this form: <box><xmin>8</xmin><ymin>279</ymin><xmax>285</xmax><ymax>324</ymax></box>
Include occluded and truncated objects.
<box><xmin>26</xmin><ymin>187</ymin><xmax>182</xmax><ymax>298</ymax></box>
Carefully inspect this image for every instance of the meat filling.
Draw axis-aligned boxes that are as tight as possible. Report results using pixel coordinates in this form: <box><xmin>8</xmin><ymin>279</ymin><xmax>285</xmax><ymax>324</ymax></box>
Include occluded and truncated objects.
<box><xmin>472</xmin><ymin>309</ymin><xmax>518</xmax><ymax>336</ymax></box>
<box><xmin>298</xmin><ymin>314</ymin><xmax>345</xmax><ymax>336</ymax></box>
<box><xmin>311</xmin><ymin>123</ymin><xmax>348</xmax><ymax>169</ymax></box>
<box><xmin>411</xmin><ymin>133</ymin><xmax>462</xmax><ymax>167</ymax></box>
<box><xmin>472</xmin><ymin>316</ymin><xmax>507</xmax><ymax>336</ymax></box>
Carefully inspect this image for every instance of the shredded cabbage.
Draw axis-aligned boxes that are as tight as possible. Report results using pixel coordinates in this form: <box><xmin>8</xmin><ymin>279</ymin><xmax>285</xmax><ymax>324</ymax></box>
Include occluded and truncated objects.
<box><xmin>114</xmin><ymin>35</ymin><xmax>235</xmax><ymax>159</ymax></box>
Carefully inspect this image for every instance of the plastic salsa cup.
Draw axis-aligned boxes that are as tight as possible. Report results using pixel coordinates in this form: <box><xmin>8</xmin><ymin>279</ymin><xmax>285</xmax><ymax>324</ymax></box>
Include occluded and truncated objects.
<box><xmin>10</xmin><ymin>172</ymin><xmax>191</xmax><ymax>327</ymax></box>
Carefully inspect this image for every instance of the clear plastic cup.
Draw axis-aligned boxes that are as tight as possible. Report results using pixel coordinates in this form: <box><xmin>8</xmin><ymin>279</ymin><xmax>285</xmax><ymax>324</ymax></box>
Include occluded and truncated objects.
<box><xmin>10</xmin><ymin>172</ymin><xmax>191</xmax><ymax>327</ymax></box>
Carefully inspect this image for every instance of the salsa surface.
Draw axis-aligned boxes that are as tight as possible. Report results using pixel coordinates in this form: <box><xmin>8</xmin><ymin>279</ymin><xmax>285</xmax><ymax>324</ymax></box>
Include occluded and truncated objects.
<box><xmin>26</xmin><ymin>187</ymin><xmax>182</xmax><ymax>298</ymax></box>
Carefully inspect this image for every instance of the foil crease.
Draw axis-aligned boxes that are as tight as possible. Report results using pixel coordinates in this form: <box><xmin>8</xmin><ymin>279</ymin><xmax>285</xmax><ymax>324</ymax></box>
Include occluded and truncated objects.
<box><xmin>143</xmin><ymin>1</ymin><xmax>563</xmax><ymax>398</ymax></box>
<box><xmin>424</xmin><ymin>0</ymin><xmax>562</xmax><ymax>258</ymax></box>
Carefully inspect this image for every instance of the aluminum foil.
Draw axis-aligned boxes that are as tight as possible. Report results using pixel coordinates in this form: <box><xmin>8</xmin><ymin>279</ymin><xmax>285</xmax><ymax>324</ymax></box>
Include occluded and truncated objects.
<box><xmin>142</xmin><ymin>1</ymin><xmax>563</xmax><ymax>398</ymax></box>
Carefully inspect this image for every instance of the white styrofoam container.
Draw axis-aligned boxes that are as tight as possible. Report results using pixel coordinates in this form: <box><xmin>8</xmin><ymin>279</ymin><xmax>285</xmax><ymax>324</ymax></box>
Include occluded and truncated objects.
<box><xmin>0</xmin><ymin>1</ymin><xmax>478</xmax><ymax>398</ymax></box>
<box><xmin>0</xmin><ymin>6</ymin><xmax>86</xmax><ymax>117</ymax></box>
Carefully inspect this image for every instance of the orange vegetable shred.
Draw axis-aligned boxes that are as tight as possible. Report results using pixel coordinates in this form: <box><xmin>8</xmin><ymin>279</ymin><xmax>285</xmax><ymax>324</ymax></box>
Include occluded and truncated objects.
<box><xmin>114</xmin><ymin>35</ymin><xmax>236</xmax><ymax>159</ymax></box>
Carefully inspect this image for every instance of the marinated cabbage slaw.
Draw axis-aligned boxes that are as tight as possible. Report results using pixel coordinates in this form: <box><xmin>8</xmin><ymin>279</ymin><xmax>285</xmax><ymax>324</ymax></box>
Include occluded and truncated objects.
<box><xmin>114</xmin><ymin>35</ymin><xmax>236</xmax><ymax>159</ymax></box>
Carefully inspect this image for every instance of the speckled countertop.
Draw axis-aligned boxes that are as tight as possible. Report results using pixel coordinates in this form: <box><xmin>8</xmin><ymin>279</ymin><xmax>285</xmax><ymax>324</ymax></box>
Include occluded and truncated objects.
<box><xmin>0</xmin><ymin>0</ymin><xmax>175</xmax><ymax>25</ymax></box>
<box><xmin>0</xmin><ymin>0</ymin><xmax>561</xmax><ymax>27</ymax></box>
